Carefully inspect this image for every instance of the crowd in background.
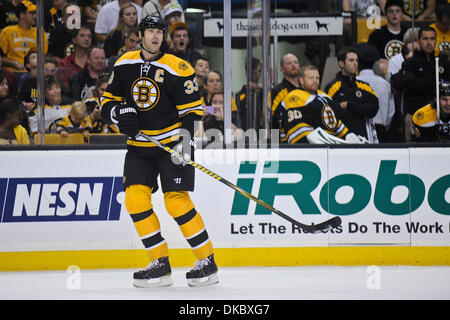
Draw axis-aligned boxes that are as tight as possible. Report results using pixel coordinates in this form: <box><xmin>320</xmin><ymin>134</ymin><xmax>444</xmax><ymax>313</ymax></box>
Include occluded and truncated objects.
<box><xmin>0</xmin><ymin>0</ymin><xmax>448</xmax><ymax>145</ymax></box>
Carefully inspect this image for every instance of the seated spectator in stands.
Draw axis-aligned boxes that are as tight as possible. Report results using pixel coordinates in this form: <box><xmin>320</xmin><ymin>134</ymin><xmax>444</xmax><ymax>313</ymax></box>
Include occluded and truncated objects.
<box><xmin>430</xmin><ymin>3</ymin><xmax>450</xmax><ymax>56</ymax></box>
<box><xmin>195</xmin><ymin>91</ymin><xmax>243</xmax><ymax>144</ymax></box>
<box><xmin>48</xmin><ymin>3</ymin><xmax>87</xmax><ymax>62</ymax></box>
<box><xmin>95</xmin><ymin>0</ymin><xmax>142</xmax><ymax>43</ymax></box>
<box><xmin>325</xmin><ymin>47</ymin><xmax>379</xmax><ymax>143</ymax></box>
<box><xmin>201</xmin><ymin>70</ymin><xmax>222</xmax><ymax>108</ymax></box>
<box><xmin>20</xmin><ymin>55</ymin><xmax>58</xmax><ymax>105</ymax></box>
<box><xmin>379</xmin><ymin>0</ymin><xmax>435</xmax><ymax>22</ymax></box>
<box><xmin>192</xmin><ymin>57</ymin><xmax>210</xmax><ymax>97</ymax></box>
<box><xmin>45</xmin><ymin>0</ymin><xmax>68</xmax><ymax>32</ymax></box>
<box><xmin>233</xmin><ymin>57</ymin><xmax>263</xmax><ymax>130</ymax></box>
<box><xmin>104</xmin><ymin>3</ymin><xmax>138</xmax><ymax>58</ymax></box>
<box><xmin>57</xmin><ymin>25</ymin><xmax>93</xmax><ymax>97</ymax></box>
<box><xmin>55</xmin><ymin>100</ymin><xmax>92</xmax><ymax>139</ymax></box>
<box><xmin>0</xmin><ymin>48</ymin><xmax>18</xmax><ymax>96</ymax></box>
<box><xmin>71</xmin><ymin>46</ymin><xmax>106</xmax><ymax>101</ymax></box>
<box><xmin>281</xmin><ymin>65</ymin><xmax>366</xmax><ymax>144</ymax></box>
<box><xmin>18</xmin><ymin>50</ymin><xmax>37</xmax><ymax>91</ymax></box>
<box><xmin>386</xmin><ymin>28</ymin><xmax>419</xmax><ymax>81</ymax></box>
<box><xmin>28</xmin><ymin>75</ymin><xmax>73</xmax><ymax>135</ymax></box>
<box><xmin>78</xmin><ymin>0</ymin><xmax>100</xmax><ymax>28</ymax></box>
<box><xmin>84</xmin><ymin>74</ymin><xmax>119</xmax><ymax>134</ymax></box>
<box><xmin>412</xmin><ymin>82</ymin><xmax>450</xmax><ymax>142</ymax></box>
<box><xmin>162</xmin><ymin>2</ymin><xmax>183</xmax><ymax>47</ymax></box>
<box><xmin>142</xmin><ymin>0</ymin><xmax>185</xmax><ymax>21</ymax></box>
<box><xmin>368</xmin><ymin>0</ymin><xmax>408</xmax><ymax>63</ymax></box>
<box><xmin>0</xmin><ymin>97</ymin><xmax>30</xmax><ymax>145</ymax></box>
<box><xmin>107</xmin><ymin>27</ymin><xmax>140</xmax><ymax>72</ymax></box>
<box><xmin>0</xmin><ymin>69</ymin><xmax>28</xmax><ymax>132</ymax></box>
<box><xmin>0</xmin><ymin>0</ymin><xmax>22</xmax><ymax>32</ymax></box>
<box><xmin>167</xmin><ymin>21</ymin><xmax>201</xmax><ymax>65</ymax></box>
<box><xmin>390</xmin><ymin>26</ymin><xmax>441</xmax><ymax>142</ymax></box>
<box><xmin>271</xmin><ymin>53</ymin><xmax>301</xmax><ymax>142</ymax></box>
<box><xmin>356</xmin><ymin>43</ymin><xmax>395</xmax><ymax>142</ymax></box>
<box><xmin>0</xmin><ymin>1</ymin><xmax>48</xmax><ymax>72</ymax></box>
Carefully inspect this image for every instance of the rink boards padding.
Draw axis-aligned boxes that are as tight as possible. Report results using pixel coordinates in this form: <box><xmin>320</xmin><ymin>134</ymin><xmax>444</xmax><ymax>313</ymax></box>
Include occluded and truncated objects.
<box><xmin>0</xmin><ymin>145</ymin><xmax>449</xmax><ymax>270</ymax></box>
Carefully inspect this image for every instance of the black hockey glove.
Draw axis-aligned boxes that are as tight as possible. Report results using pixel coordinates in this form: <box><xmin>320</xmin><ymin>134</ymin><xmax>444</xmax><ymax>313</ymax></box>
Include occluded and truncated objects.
<box><xmin>114</xmin><ymin>104</ymin><xmax>138</xmax><ymax>137</ymax></box>
<box><xmin>171</xmin><ymin>139</ymin><xmax>196</xmax><ymax>166</ymax></box>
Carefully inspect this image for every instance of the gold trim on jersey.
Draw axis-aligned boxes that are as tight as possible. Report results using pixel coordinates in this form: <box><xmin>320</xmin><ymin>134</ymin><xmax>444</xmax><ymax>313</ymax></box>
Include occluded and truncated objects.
<box><xmin>413</xmin><ymin>104</ymin><xmax>437</xmax><ymax>127</ymax></box>
<box><xmin>355</xmin><ymin>80</ymin><xmax>377</xmax><ymax>97</ymax></box>
<box><xmin>177</xmin><ymin>99</ymin><xmax>203</xmax><ymax>117</ymax></box>
<box><xmin>286</xmin><ymin>122</ymin><xmax>314</xmax><ymax>144</ymax></box>
<box><xmin>327</xmin><ymin>81</ymin><xmax>341</xmax><ymax>98</ymax></box>
<box><xmin>282</xmin><ymin>90</ymin><xmax>315</xmax><ymax>110</ymax></box>
<box><xmin>101</xmin><ymin>92</ymin><xmax>124</xmax><ymax>107</ymax></box>
<box><xmin>272</xmin><ymin>88</ymin><xmax>288</xmax><ymax>115</ymax></box>
<box><xmin>128</xmin><ymin>122</ymin><xmax>182</xmax><ymax>147</ymax></box>
<box><xmin>151</xmin><ymin>54</ymin><xmax>195</xmax><ymax>78</ymax></box>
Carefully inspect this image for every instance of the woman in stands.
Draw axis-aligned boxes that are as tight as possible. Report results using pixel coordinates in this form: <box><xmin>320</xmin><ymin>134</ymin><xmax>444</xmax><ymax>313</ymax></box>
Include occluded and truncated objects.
<box><xmin>0</xmin><ymin>97</ymin><xmax>30</xmax><ymax>145</ymax></box>
<box><xmin>103</xmin><ymin>3</ymin><xmax>139</xmax><ymax>58</ymax></box>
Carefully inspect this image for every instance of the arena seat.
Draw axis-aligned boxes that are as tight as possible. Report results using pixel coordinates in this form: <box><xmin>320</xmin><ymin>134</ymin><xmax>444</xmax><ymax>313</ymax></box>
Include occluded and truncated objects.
<box><xmin>40</xmin><ymin>133</ymin><xmax>85</xmax><ymax>145</ymax></box>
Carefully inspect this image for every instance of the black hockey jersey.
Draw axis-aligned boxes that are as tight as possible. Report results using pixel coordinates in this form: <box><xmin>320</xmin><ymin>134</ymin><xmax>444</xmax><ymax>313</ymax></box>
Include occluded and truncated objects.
<box><xmin>281</xmin><ymin>89</ymin><xmax>349</xmax><ymax>144</ymax></box>
<box><xmin>101</xmin><ymin>50</ymin><xmax>203</xmax><ymax>148</ymax></box>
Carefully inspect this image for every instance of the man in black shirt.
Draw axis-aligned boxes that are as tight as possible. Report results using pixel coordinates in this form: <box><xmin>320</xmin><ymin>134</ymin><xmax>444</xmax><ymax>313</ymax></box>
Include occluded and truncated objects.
<box><xmin>368</xmin><ymin>0</ymin><xmax>408</xmax><ymax>60</ymax></box>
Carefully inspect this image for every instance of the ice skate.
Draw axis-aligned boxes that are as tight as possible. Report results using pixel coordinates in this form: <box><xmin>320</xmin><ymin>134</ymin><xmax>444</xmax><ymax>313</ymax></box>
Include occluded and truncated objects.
<box><xmin>133</xmin><ymin>256</ymin><xmax>173</xmax><ymax>287</ymax></box>
<box><xmin>186</xmin><ymin>254</ymin><xmax>219</xmax><ymax>287</ymax></box>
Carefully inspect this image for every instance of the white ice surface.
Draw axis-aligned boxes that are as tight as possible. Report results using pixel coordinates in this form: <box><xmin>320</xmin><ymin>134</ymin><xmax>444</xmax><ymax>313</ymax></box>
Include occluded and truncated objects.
<box><xmin>0</xmin><ymin>266</ymin><xmax>449</xmax><ymax>300</ymax></box>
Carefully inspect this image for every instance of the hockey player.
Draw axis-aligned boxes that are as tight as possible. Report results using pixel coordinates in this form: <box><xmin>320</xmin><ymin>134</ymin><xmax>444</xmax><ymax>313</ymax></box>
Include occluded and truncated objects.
<box><xmin>412</xmin><ymin>82</ymin><xmax>450</xmax><ymax>142</ymax></box>
<box><xmin>281</xmin><ymin>65</ymin><xmax>366</xmax><ymax>144</ymax></box>
<box><xmin>100</xmin><ymin>14</ymin><xmax>218</xmax><ymax>287</ymax></box>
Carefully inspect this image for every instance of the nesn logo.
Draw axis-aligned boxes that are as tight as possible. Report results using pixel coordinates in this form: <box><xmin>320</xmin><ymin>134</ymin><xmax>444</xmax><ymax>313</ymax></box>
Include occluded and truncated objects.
<box><xmin>0</xmin><ymin>177</ymin><xmax>124</xmax><ymax>222</ymax></box>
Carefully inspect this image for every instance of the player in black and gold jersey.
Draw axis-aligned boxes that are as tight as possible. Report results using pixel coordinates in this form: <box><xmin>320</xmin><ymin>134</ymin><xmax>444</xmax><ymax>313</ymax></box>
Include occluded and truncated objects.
<box><xmin>281</xmin><ymin>65</ymin><xmax>351</xmax><ymax>144</ymax></box>
<box><xmin>412</xmin><ymin>82</ymin><xmax>450</xmax><ymax>142</ymax></box>
<box><xmin>101</xmin><ymin>14</ymin><xmax>218</xmax><ymax>288</ymax></box>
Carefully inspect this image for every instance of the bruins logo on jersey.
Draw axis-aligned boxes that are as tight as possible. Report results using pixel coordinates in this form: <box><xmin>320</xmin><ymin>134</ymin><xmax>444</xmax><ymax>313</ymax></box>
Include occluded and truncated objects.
<box><xmin>322</xmin><ymin>104</ymin><xmax>338</xmax><ymax>130</ymax></box>
<box><xmin>384</xmin><ymin>39</ymin><xmax>403</xmax><ymax>59</ymax></box>
<box><xmin>131</xmin><ymin>77</ymin><xmax>160</xmax><ymax>111</ymax></box>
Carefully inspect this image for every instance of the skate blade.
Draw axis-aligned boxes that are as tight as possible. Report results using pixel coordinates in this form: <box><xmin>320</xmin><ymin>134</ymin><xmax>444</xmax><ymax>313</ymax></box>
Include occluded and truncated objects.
<box><xmin>187</xmin><ymin>273</ymin><xmax>219</xmax><ymax>287</ymax></box>
<box><xmin>133</xmin><ymin>275</ymin><xmax>173</xmax><ymax>288</ymax></box>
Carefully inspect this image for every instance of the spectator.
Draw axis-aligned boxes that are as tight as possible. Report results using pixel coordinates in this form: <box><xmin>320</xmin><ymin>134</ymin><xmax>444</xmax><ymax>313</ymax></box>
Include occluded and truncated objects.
<box><xmin>412</xmin><ymin>82</ymin><xmax>450</xmax><ymax>142</ymax></box>
<box><xmin>20</xmin><ymin>55</ymin><xmax>58</xmax><ymax>104</ymax></box>
<box><xmin>142</xmin><ymin>0</ymin><xmax>184</xmax><ymax>22</ymax></box>
<box><xmin>368</xmin><ymin>0</ymin><xmax>408</xmax><ymax>61</ymax></box>
<box><xmin>46</xmin><ymin>0</ymin><xmax>68</xmax><ymax>32</ymax></box>
<box><xmin>390</xmin><ymin>26</ymin><xmax>441</xmax><ymax>142</ymax></box>
<box><xmin>386</xmin><ymin>28</ymin><xmax>419</xmax><ymax>81</ymax></box>
<box><xmin>167</xmin><ymin>21</ymin><xmax>202</xmax><ymax>65</ymax></box>
<box><xmin>281</xmin><ymin>65</ymin><xmax>363</xmax><ymax>144</ymax></box>
<box><xmin>85</xmin><ymin>74</ymin><xmax>120</xmax><ymax>133</ymax></box>
<box><xmin>55</xmin><ymin>100</ymin><xmax>93</xmax><ymax>139</ymax></box>
<box><xmin>57</xmin><ymin>25</ymin><xmax>93</xmax><ymax>96</ymax></box>
<box><xmin>107</xmin><ymin>27</ymin><xmax>140</xmax><ymax>72</ymax></box>
<box><xmin>0</xmin><ymin>1</ymin><xmax>48</xmax><ymax>72</ymax></box>
<box><xmin>18</xmin><ymin>50</ymin><xmax>37</xmax><ymax>91</ymax></box>
<box><xmin>0</xmin><ymin>97</ymin><xmax>30</xmax><ymax>145</ymax></box>
<box><xmin>325</xmin><ymin>47</ymin><xmax>379</xmax><ymax>143</ymax></box>
<box><xmin>196</xmin><ymin>91</ymin><xmax>243</xmax><ymax>144</ymax></box>
<box><xmin>0</xmin><ymin>48</ymin><xmax>18</xmax><ymax>96</ymax></box>
<box><xmin>161</xmin><ymin>2</ymin><xmax>184</xmax><ymax>47</ymax></box>
<box><xmin>95</xmin><ymin>0</ymin><xmax>142</xmax><ymax>43</ymax></box>
<box><xmin>191</xmin><ymin>57</ymin><xmax>210</xmax><ymax>96</ymax></box>
<box><xmin>0</xmin><ymin>0</ymin><xmax>22</xmax><ymax>31</ymax></box>
<box><xmin>201</xmin><ymin>70</ymin><xmax>222</xmax><ymax>107</ymax></box>
<box><xmin>430</xmin><ymin>3</ymin><xmax>450</xmax><ymax>56</ymax></box>
<box><xmin>103</xmin><ymin>2</ymin><xmax>138</xmax><ymax>58</ymax></box>
<box><xmin>48</xmin><ymin>3</ymin><xmax>87</xmax><ymax>61</ymax></box>
<box><xmin>71</xmin><ymin>46</ymin><xmax>106</xmax><ymax>101</ymax></box>
<box><xmin>233</xmin><ymin>57</ymin><xmax>263</xmax><ymax>130</ymax></box>
<box><xmin>356</xmin><ymin>43</ymin><xmax>395</xmax><ymax>142</ymax></box>
<box><xmin>27</xmin><ymin>75</ymin><xmax>73</xmax><ymax>135</ymax></box>
<box><xmin>379</xmin><ymin>0</ymin><xmax>436</xmax><ymax>22</ymax></box>
<box><xmin>271</xmin><ymin>53</ymin><xmax>301</xmax><ymax>142</ymax></box>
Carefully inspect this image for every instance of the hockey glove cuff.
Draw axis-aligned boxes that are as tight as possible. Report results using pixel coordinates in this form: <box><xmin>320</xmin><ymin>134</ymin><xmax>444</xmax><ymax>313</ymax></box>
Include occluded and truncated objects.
<box><xmin>112</xmin><ymin>104</ymin><xmax>139</xmax><ymax>138</ymax></box>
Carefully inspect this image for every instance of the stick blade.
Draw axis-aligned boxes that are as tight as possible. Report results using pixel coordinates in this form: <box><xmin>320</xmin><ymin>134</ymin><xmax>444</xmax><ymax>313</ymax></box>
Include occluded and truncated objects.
<box><xmin>302</xmin><ymin>216</ymin><xmax>342</xmax><ymax>234</ymax></box>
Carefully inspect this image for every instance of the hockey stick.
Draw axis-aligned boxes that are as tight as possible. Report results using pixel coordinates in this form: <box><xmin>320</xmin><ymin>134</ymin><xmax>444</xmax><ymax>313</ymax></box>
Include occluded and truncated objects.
<box><xmin>135</xmin><ymin>132</ymin><xmax>342</xmax><ymax>234</ymax></box>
